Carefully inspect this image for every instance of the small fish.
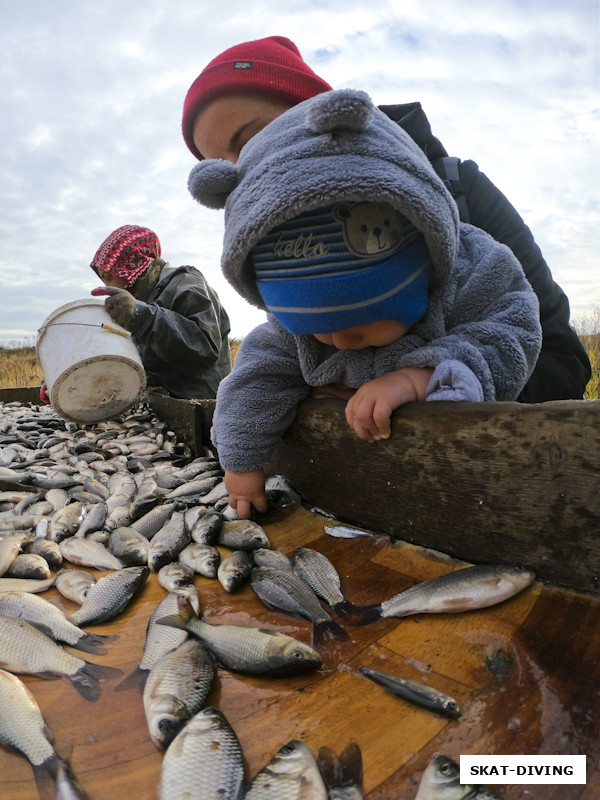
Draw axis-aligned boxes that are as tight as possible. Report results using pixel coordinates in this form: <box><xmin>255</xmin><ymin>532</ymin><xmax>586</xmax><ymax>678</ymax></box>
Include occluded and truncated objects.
<box><xmin>6</xmin><ymin>553</ymin><xmax>52</xmax><ymax>580</ymax></box>
<box><xmin>246</xmin><ymin>740</ymin><xmax>327</xmax><ymax>799</ymax></box>
<box><xmin>75</xmin><ymin>501</ymin><xmax>108</xmax><ymax>537</ymax></box>
<box><xmin>359</xmin><ymin>666</ymin><xmax>461</xmax><ymax>718</ymax></box>
<box><xmin>324</xmin><ymin>524</ymin><xmax>375</xmax><ymax>539</ymax></box>
<box><xmin>0</xmin><ymin>576</ymin><xmax>55</xmax><ymax>593</ymax></box>
<box><xmin>109</xmin><ymin>526</ymin><xmax>150</xmax><ymax>565</ymax></box>
<box><xmin>0</xmin><ymin>616</ymin><xmax>120</xmax><ymax>700</ymax></box>
<box><xmin>291</xmin><ymin>547</ymin><xmax>364</xmax><ymax>618</ymax></box>
<box><xmin>28</xmin><ymin>538</ymin><xmax>63</xmax><ymax>570</ymax></box>
<box><xmin>157</xmin><ymin>562</ymin><xmax>195</xmax><ymax>595</ymax></box>
<box><xmin>317</xmin><ymin>742</ymin><xmax>364</xmax><ymax>800</ymax></box>
<box><xmin>59</xmin><ymin>537</ymin><xmax>125</xmax><ymax>571</ymax></box>
<box><xmin>159</xmin><ymin>707</ymin><xmax>244</xmax><ymax>800</ymax></box>
<box><xmin>250</xmin><ymin>566</ymin><xmax>349</xmax><ymax>648</ymax></box>
<box><xmin>0</xmin><ymin>534</ymin><xmax>24</xmax><ymax>577</ymax></box>
<box><xmin>264</xmin><ymin>473</ymin><xmax>303</xmax><ymax>508</ymax></box>
<box><xmin>178</xmin><ymin>543</ymin><xmax>221</xmax><ymax>578</ymax></box>
<box><xmin>143</xmin><ymin>638</ymin><xmax>216</xmax><ymax>749</ymax></box>
<box><xmin>115</xmin><ymin>592</ymin><xmax>201</xmax><ymax>692</ymax></box>
<box><xmin>164</xmin><ymin>476</ymin><xmax>221</xmax><ymax>500</ymax></box>
<box><xmin>253</xmin><ymin>548</ymin><xmax>292</xmax><ymax>571</ymax></box>
<box><xmin>49</xmin><ymin>501</ymin><xmax>86</xmax><ymax>542</ymax></box>
<box><xmin>190</xmin><ymin>509</ymin><xmax>223</xmax><ymax>545</ymax></box>
<box><xmin>415</xmin><ymin>755</ymin><xmax>501</xmax><ymax>800</ymax></box>
<box><xmin>217</xmin><ymin>550</ymin><xmax>254</xmax><ymax>593</ymax></box>
<box><xmin>158</xmin><ymin>598</ymin><xmax>322</xmax><ymax>677</ymax></box>
<box><xmin>0</xmin><ymin>668</ymin><xmax>89</xmax><ymax>798</ymax></box>
<box><xmin>130</xmin><ymin>503</ymin><xmax>175</xmax><ymax>540</ymax></box>
<box><xmin>148</xmin><ymin>510</ymin><xmax>190</xmax><ymax>572</ymax></box>
<box><xmin>354</xmin><ymin>565</ymin><xmax>537</xmax><ymax>625</ymax></box>
<box><xmin>55</xmin><ymin>569</ymin><xmax>96</xmax><ymax>604</ymax></box>
<box><xmin>218</xmin><ymin>519</ymin><xmax>270</xmax><ymax>551</ymax></box>
<box><xmin>0</xmin><ymin>592</ymin><xmax>113</xmax><ymax>653</ymax></box>
<box><xmin>69</xmin><ymin>566</ymin><xmax>149</xmax><ymax>626</ymax></box>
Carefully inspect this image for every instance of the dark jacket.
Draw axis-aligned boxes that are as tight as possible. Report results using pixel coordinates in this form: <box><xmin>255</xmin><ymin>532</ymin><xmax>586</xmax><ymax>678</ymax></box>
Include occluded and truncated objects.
<box><xmin>380</xmin><ymin>102</ymin><xmax>591</xmax><ymax>402</ymax></box>
<box><xmin>129</xmin><ymin>263</ymin><xmax>231</xmax><ymax>399</ymax></box>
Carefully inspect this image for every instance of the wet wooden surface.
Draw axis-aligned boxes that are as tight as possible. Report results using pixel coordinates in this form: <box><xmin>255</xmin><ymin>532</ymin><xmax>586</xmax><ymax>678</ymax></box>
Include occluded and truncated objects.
<box><xmin>2</xmin><ymin>506</ymin><xmax>599</xmax><ymax>800</ymax></box>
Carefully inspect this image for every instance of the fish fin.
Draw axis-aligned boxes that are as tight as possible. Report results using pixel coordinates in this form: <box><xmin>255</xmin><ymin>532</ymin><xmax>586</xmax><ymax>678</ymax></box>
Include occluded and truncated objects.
<box><xmin>156</xmin><ymin>597</ymin><xmax>198</xmax><ymax>630</ymax></box>
<box><xmin>343</xmin><ymin>603</ymin><xmax>383</xmax><ymax>626</ymax></box>
<box><xmin>69</xmin><ymin>632</ymin><xmax>117</xmax><ymax>655</ymax></box>
<box><xmin>114</xmin><ymin>666</ymin><xmax>148</xmax><ymax>693</ymax></box>
<box><xmin>313</xmin><ymin>619</ymin><xmax>349</xmax><ymax>648</ymax></box>
<box><xmin>317</xmin><ymin>746</ymin><xmax>343</xmax><ymax>789</ymax></box>
<box><xmin>32</xmin><ymin>756</ymin><xmax>59</xmax><ymax>800</ymax></box>
<box><xmin>339</xmin><ymin>742</ymin><xmax>364</xmax><ymax>788</ymax></box>
<box><xmin>332</xmin><ymin>600</ymin><xmax>368</xmax><ymax>619</ymax></box>
<box><xmin>71</xmin><ymin>662</ymin><xmax>123</xmax><ymax>701</ymax></box>
<box><xmin>52</xmin><ymin>754</ymin><xmax>92</xmax><ymax>800</ymax></box>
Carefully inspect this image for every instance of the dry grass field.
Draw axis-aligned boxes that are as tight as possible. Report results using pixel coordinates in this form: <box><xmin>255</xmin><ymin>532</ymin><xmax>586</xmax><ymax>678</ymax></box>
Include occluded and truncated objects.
<box><xmin>0</xmin><ymin>330</ymin><xmax>597</xmax><ymax>398</ymax></box>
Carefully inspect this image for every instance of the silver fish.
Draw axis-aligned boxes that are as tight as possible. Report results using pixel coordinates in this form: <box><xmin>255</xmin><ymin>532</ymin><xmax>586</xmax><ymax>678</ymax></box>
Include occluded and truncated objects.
<box><xmin>179</xmin><ymin>543</ymin><xmax>221</xmax><ymax>578</ymax></box>
<box><xmin>143</xmin><ymin>638</ymin><xmax>216</xmax><ymax>749</ymax></box>
<box><xmin>158</xmin><ymin>598</ymin><xmax>323</xmax><ymax>677</ymax></box>
<box><xmin>164</xmin><ymin>475</ymin><xmax>221</xmax><ymax>500</ymax></box>
<box><xmin>0</xmin><ymin>534</ymin><xmax>24</xmax><ymax>576</ymax></box>
<box><xmin>5</xmin><ymin>553</ymin><xmax>52</xmax><ymax>580</ymax></box>
<box><xmin>55</xmin><ymin>569</ymin><xmax>96</xmax><ymax>604</ymax></box>
<box><xmin>264</xmin><ymin>473</ymin><xmax>304</xmax><ymax>508</ymax></box>
<box><xmin>323</xmin><ymin>524</ymin><xmax>375</xmax><ymax>539</ymax></box>
<box><xmin>246</xmin><ymin>740</ymin><xmax>327</xmax><ymax>799</ymax></box>
<box><xmin>0</xmin><ymin>591</ymin><xmax>113</xmax><ymax>653</ymax></box>
<box><xmin>317</xmin><ymin>743</ymin><xmax>364</xmax><ymax>800</ymax></box>
<box><xmin>69</xmin><ymin>566</ymin><xmax>149</xmax><ymax>626</ymax></box>
<box><xmin>28</xmin><ymin>537</ymin><xmax>63</xmax><ymax>570</ymax></box>
<box><xmin>359</xmin><ymin>565</ymin><xmax>537</xmax><ymax>624</ymax></box>
<box><xmin>59</xmin><ymin>537</ymin><xmax>125</xmax><ymax>571</ymax></box>
<box><xmin>415</xmin><ymin>755</ymin><xmax>501</xmax><ymax>800</ymax></box>
<box><xmin>291</xmin><ymin>547</ymin><xmax>363</xmax><ymax>617</ymax></box>
<box><xmin>360</xmin><ymin>666</ymin><xmax>461</xmax><ymax>718</ymax></box>
<box><xmin>148</xmin><ymin>510</ymin><xmax>190</xmax><ymax>572</ymax></box>
<box><xmin>157</xmin><ymin>562</ymin><xmax>195</xmax><ymax>595</ymax></box>
<box><xmin>198</xmin><ymin>479</ymin><xmax>229</xmax><ymax>506</ymax></box>
<box><xmin>217</xmin><ymin>549</ymin><xmax>254</xmax><ymax>593</ymax></box>
<box><xmin>0</xmin><ymin>576</ymin><xmax>55</xmax><ymax>593</ymax></box>
<box><xmin>49</xmin><ymin>501</ymin><xmax>86</xmax><ymax>542</ymax></box>
<box><xmin>250</xmin><ymin>566</ymin><xmax>349</xmax><ymax>648</ymax></box>
<box><xmin>218</xmin><ymin>519</ymin><xmax>270</xmax><ymax>551</ymax></box>
<box><xmin>75</xmin><ymin>501</ymin><xmax>108</xmax><ymax>537</ymax></box>
<box><xmin>109</xmin><ymin>526</ymin><xmax>150</xmax><ymax>565</ymax></box>
<box><xmin>159</xmin><ymin>707</ymin><xmax>244</xmax><ymax>800</ymax></box>
<box><xmin>0</xmin><ymin>667</ymin><xmax>71</xmax><ymax>795</ymax></box>
<box><xmin>253</xmin><ymin>548</ymin><xmax>293</xmax><ymax>571</ymax></box>
<box><xmin>190</xmin><ymin>509</ymin><xmax>223</xmax><ymax>545</ymax></box>
<box><xmin>0</xmin><ymin>616</ymin><xmax>119</xmax><ymax>700</ymax></box>
<box><xmin>131</xmin><ymin>503</ymin><xmax>176</xmax><ymax>540</ymax></box>
<box><xmin>45</xmin><ymin>487</ymin><xmax>69</xmax><ymax>511</ymax></box>
<box><xmin>115</xmin><ymin>592</ymin><xmax>201</xmax><ymax>692</ymax></box>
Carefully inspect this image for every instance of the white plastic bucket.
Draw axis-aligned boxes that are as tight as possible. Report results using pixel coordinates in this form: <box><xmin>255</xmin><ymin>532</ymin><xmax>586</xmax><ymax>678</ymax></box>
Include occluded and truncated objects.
<box><xmin>36</xmin><ymin>298</ymin><xmax>146</xmax><ymax>423</ymax></box>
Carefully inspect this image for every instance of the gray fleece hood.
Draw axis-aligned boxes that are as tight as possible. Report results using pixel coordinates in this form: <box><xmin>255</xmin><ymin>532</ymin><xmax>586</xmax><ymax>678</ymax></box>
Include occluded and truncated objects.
<box><xmin>188</xmin><ymin>89</ymin><xmax>460</xmax><ymax>310</ymax></box>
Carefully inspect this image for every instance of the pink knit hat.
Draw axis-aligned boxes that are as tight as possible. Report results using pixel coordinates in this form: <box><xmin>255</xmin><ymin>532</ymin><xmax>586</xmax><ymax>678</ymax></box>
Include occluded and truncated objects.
<box><xmin>90</xmin><ymin>225</ymin><xmax>161</xmax><ymax>287</ymax></box>
<box><xmin>182</xmin><ymin>36</ymin><xmax>333</xmax><ymax>160</ymax></box>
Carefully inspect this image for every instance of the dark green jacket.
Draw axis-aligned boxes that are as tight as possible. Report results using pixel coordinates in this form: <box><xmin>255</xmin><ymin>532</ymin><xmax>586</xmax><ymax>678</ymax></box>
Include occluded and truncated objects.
<box><xmin>130</xmin><ymin>263</ymin><xmax>231</xmax><ymax>399</ymax></box>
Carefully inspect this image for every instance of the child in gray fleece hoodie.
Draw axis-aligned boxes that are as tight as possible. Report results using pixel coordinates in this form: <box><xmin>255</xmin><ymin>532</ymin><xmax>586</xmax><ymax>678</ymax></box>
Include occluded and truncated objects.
<box><xmin>188</xmin><ymin>89</ymin><xmax>542</xmax><ymax>519</ymax></box>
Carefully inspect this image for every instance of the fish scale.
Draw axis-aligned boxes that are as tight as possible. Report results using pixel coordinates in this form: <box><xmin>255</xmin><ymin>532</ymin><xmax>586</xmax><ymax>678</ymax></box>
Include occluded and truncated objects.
<box><xmin>159</xmin><ymin>707</ymin><xmax>244</xmax><ymax>800</ymax></box>
<box><xmin>0</xmin><ymin>667</ymin><xmax>55</xmax><ymax>766</ymax></box>
<box><xmin>245</xmin><ymin>740</ymin><xmax>328</xmax><ymax>799</ymax></box>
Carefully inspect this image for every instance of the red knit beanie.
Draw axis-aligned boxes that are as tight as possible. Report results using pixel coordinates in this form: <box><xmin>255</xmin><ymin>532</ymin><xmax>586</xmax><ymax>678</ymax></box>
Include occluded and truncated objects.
<box><xmin>182</xmin><ymin>35</ymin><xmax>333</xmax><ymax>160</ymax></box>
<box><xmin>90</xmin><ymin>225</ymin><xmax>161</xmax><ymax>287</ymax></box>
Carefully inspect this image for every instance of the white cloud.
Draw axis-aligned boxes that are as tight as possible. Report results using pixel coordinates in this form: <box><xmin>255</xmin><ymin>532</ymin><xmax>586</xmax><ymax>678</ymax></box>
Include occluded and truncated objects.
<box><xmin>0</xmin><ymin>0</ymin><xmax>598</xmax><ymax>348</ymax></box>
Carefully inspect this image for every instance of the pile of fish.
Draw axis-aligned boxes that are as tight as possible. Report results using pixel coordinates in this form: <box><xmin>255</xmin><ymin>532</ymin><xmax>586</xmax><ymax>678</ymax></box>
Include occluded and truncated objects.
<box><xmin>0</xmin><ymin>398</ymin><xmax>533</xmax><ymax>799</ymax></box>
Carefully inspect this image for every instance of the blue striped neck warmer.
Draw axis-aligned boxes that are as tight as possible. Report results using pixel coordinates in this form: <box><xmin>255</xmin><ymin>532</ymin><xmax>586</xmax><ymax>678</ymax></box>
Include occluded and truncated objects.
<box><xmin>252</xmin><ymin>203</ymin><xmax>432</xmax><ymax>334</ymax></box>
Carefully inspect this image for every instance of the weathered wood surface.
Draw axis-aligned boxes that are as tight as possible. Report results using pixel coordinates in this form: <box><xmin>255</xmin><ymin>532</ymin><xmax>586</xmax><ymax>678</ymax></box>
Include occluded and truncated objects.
<box><xmin>2</xmin><ymin>506</ymin><xmax>598</xmax><ymax>800</ymax></box>
<box><xmin>268</xmin><ymin>398</ymin><xmax>600</xmax><ymax>596</ymax></box>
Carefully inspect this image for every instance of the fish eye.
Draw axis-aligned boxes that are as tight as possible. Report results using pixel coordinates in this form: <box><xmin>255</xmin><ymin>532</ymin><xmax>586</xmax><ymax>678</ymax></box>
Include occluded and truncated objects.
<box><xmin>291</xmin><ymin>650</ymin><xmax>305</xmax><ymax>660</ymax></box>
<box><xmin>439</xmin><ymin>761</ymin><xmax>454</xmax><ymax>775</ymax></box>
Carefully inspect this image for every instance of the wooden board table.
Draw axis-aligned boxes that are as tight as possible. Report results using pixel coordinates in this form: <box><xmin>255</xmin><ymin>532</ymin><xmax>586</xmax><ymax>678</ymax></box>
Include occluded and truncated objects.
<box><xmin>2</xmin><ymin>506</ymin><xmax>598</xmax><ymax>800</ymax></box>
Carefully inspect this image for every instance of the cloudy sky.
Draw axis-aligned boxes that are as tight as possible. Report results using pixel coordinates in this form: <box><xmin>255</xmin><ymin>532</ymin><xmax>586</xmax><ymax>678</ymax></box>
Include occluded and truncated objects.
<box><xmin>1</xmin><ymin>0</ymin><xmax>598</xmax><ymax>347</ymax></box>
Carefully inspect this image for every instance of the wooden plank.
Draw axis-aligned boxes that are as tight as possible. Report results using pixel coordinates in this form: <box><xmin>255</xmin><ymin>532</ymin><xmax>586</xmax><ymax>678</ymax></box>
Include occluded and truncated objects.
<box><xmin>268</xmin><ymin>398</ymin><xmax>600</xmax><ymax>595</ymax></box>
<box><xmin>0</xmin><ymin>385</ymin><xmax>42</xmax><ymax>404</ymax></box>
<box><xmin>0</xmin><ymin>507</ymin><xmax>597</xmax><ymax>800</ymax></box>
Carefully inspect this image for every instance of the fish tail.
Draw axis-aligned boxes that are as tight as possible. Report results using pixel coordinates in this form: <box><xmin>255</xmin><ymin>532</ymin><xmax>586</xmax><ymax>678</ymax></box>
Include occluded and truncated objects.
<box><xmin>71</xmin><ymin>662</ymin><xmax>123</xmax><ymax>701</ymax></box>
<box><xmin>343</xmin><ymin>603</ymin><xmax>383</xmax><ymax>626</ymax></box>
<box><xmin>156</xmin><ymin>597</ymin><xmax>199</xmax><ymax>631</ymax></box>
<box><xmin>70</xmin><ymin>632</ymin><xmax>117</xmax><ymax>654</ymax></box>
<box><xmin>339</xmin><ymin>741</ymin><xmax>364</xmax><ymax>787</ymax></box>
<box><xmin>114</xmin><ymin>666</ymin><xmax>148</xmax><ymax>693</ymax></box>
<box><xmin>51</xmin><ymin>754</ymin><xmax>92</xmax><ymax>800</ymax></box>
<box><xmin>332</xmin><ymin>599</ymin><xmax>370</xmax><ymax>619</ymax></box>
<box><xmin>313</xmin><ymin>619</ymin><xmax>349</xmax><ymax>648</ymax></box>
<box><xmin>32</xmin><ymin>756</ymin><xmax>59</xmax><ymax>800</ymax></box>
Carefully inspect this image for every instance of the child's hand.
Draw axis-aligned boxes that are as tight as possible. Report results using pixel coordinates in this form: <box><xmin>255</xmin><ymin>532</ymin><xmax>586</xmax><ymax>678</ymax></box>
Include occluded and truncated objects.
<box><xmin>224</xmin><ymin>468</ymin><xmax>268</xmax><ymax>519</ymax></box>
<box><xmin>344</xmin><ymin>368</ymin><xmax>434</xmax><ymax>442</ymax></box>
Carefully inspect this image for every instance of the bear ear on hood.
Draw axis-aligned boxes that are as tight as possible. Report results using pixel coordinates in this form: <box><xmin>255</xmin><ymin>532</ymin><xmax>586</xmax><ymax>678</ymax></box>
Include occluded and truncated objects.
<box><xmin>188</xmin><ymin>160</ymin><xmax>239</xmax><ymax>209</ymax></box>
<box><xmin>307</xmin><ymin>88</ymin><xmax>374</xmax><ymax>136</ymax></box>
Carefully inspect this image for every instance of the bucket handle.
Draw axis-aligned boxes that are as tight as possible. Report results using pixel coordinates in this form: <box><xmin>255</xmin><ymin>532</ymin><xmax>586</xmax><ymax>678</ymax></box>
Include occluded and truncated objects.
<box><xmin>37</xmin><ymin>322</ymin><xmax>132</xmax><ymax>338</ymax></box>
